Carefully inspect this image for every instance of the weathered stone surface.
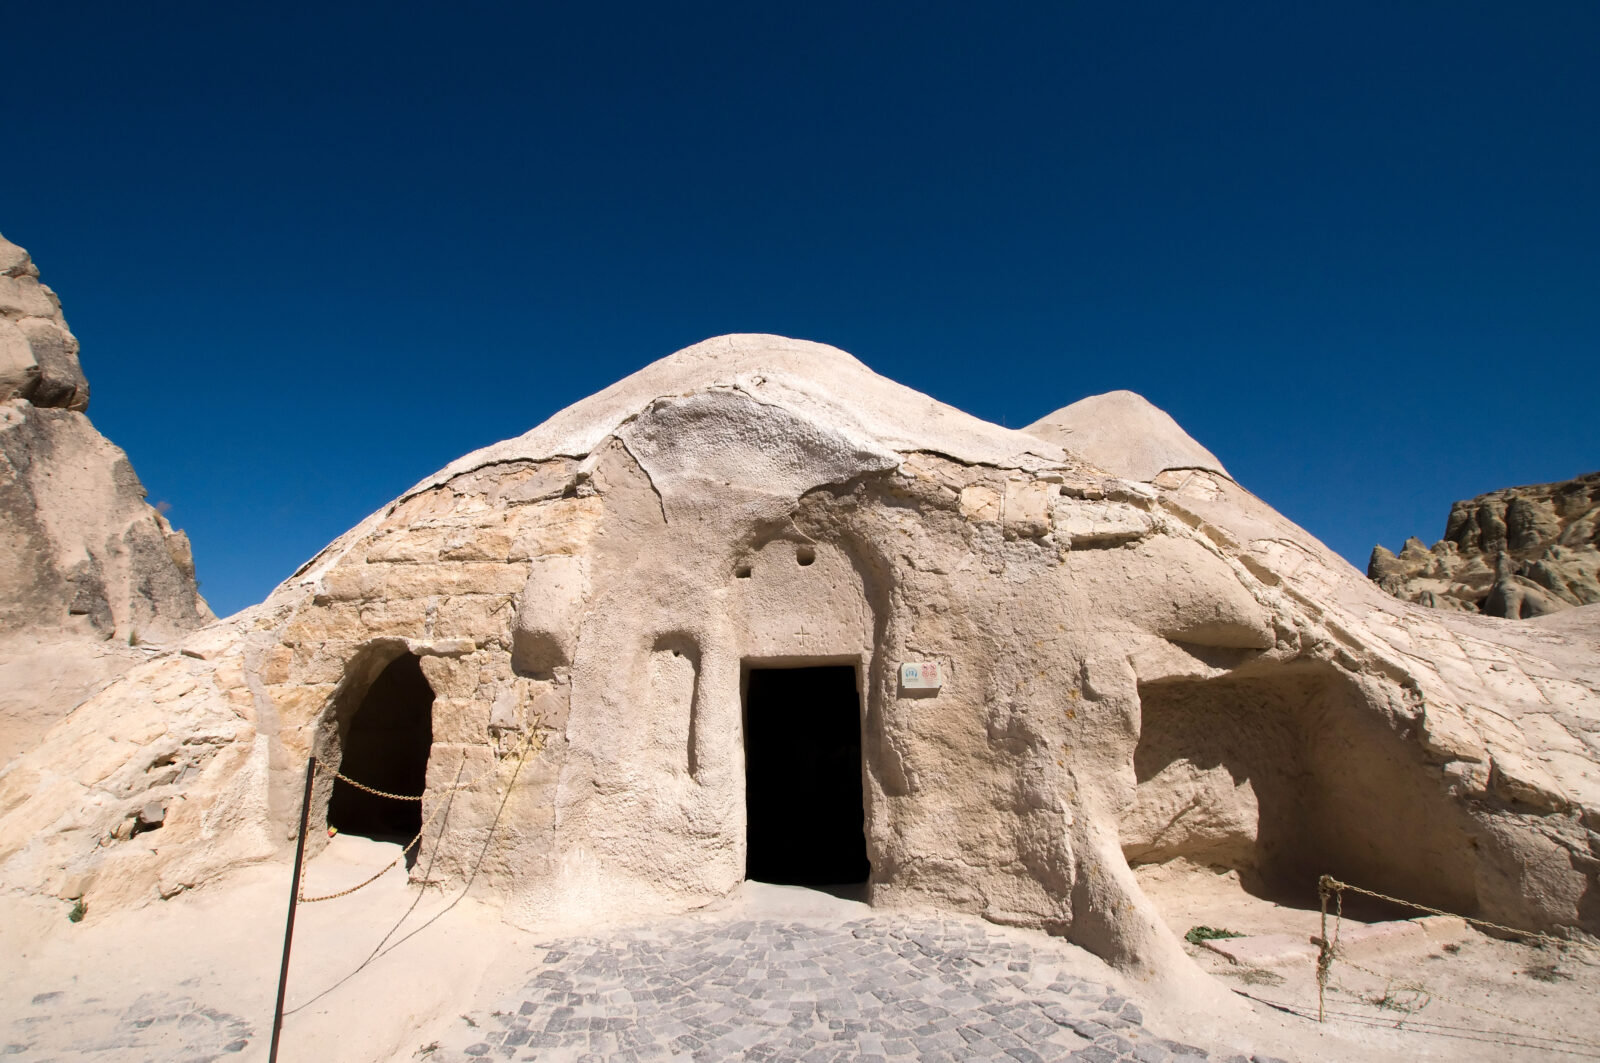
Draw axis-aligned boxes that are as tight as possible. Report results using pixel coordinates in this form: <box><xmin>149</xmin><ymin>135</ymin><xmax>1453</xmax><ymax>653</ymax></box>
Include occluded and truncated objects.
<box><xmin>1025</xmin><ymin>390</ymin><xmax>1231</xmax><ymax>484</ymax></box>
<box><xmin>0</xmin><ymin>236</ymin><xmax>211</xmax><ymax>764</ymax></box>
<box><xmin>0</xmin><ymin>236</ymin><xmax>86</xmax><ymax>410</ymax></box>
<box><xmin>1371</xmin><ymin>471</ymin><xmax>1600</xmax><ymax>618</ymax></box>
<box><xmin>0</xmin><ymin>332</ymin><xmax>1595</xmax><ymax>999</ymax></box>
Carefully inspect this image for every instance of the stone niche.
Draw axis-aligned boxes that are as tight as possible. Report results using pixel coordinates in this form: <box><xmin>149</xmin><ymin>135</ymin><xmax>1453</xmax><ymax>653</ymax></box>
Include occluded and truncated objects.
<box><xmin>1121</xmin><ymin>663</ymin><xmax>1480</xmax><ymax>915</ymax></box>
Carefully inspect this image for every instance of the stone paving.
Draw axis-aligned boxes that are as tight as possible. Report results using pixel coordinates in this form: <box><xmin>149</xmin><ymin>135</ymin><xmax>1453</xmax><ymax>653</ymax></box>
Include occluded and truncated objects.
<box><xmin>430</xmin><ymin>916</ymin><xmax>1289</xmax><ymax>1063</ymax></box>
<box><xmin>3</xmin><ymin>988</ymin><xmax>252</xmax><ymax>1061</ymax></box>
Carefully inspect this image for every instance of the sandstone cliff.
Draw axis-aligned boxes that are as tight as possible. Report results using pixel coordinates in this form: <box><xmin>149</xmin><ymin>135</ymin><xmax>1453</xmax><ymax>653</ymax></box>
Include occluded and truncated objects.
<box><xmin>1370</xmin><ymin>472</ymin><xmax>1600</xmax><ymax>619</ymax></box>
<box><xmin>0</xmin><ymin>234</ymin><xmax>212</xmax><ymax>763</ymax></box>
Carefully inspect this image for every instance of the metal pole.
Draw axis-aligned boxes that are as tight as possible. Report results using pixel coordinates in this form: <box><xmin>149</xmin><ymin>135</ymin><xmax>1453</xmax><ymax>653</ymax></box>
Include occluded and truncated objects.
<box><xmin>269</xmin><ymin>756</ymin><xmax>316</xmax><ymax>1063</ymax></box>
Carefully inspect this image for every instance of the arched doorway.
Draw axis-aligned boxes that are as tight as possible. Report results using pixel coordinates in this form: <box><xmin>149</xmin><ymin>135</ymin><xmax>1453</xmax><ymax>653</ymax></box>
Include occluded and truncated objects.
<box><xmin>327</xmin><ymin>652</ymin><xmax>435</xmax><ymax>854</ymax></box>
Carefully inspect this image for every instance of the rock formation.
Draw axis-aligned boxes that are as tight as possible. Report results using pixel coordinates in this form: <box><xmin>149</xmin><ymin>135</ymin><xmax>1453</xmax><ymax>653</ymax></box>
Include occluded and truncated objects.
<box><xmin>1370</xmin><ymin>472</ymin><xmax>1600</xmax><ymax>619</ymax></box>
<box><xmin>0</xmin><ymin>234</ymin><xmax>211</xmax><ymax>763</ymax></box>
<box><xmin>0</xmin><ymin>334</ymin><xmax>1595</xmax><ymax>989</ymax></box>
<box><xmin>1023</xmin><ymin>389</ymin><xmax>1231</xmax><ymax>484</ymax></box>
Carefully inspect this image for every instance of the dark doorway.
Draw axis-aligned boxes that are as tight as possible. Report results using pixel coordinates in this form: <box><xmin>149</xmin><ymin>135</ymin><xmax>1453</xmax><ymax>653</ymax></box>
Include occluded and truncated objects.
<box><xmin>744</xmin><ymin>665</ymin><xmax>869</xmax><ymax>886</ymax></box>
<box><xmin>328</xmin><ymin>653</ymin><xmax>434</xmax><ymax>853</ymax></box>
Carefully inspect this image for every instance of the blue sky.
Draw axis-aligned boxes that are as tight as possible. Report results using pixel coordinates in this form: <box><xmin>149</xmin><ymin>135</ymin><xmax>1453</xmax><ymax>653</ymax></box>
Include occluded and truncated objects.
<box><xmin>6</xmin><ymin>3</ymin><xmax>1597</xmax><ymax>618</ymax></box>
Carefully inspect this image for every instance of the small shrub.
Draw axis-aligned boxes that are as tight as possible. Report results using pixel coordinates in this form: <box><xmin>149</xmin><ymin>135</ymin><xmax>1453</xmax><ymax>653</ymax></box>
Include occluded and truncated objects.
<box><xmin>1521</xmin><ymin>964</ymin><xmax>1572</xmax><ymax>983</ymax></box>
<box><xmin>1219</xmin><ymin>966</ymin><xmax>1284</xmax><ymax>986</ymax></box>
<box><xmin>1185</xmin><ymin>925</ymin><xmax>1245</xmax><ymax>944</ymax></box>
<box><xmin>1369</xmin><ymin>980</ymin><xmax>1431</xmax><ymax>1014</ymax></box>
<box><xmin>68</xmin><ymin>898</ymin><xmax>87</xmax><ymax>923</ymax></box>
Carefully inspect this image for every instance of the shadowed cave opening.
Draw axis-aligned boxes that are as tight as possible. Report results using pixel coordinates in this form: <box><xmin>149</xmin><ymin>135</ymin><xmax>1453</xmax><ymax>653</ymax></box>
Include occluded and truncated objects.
<box><xmin>328</xmin><ymin>652</ymin><xmax>434</xmax><ymax>863</ymax></box>
<box><xmin>744</xmin><ymin>665</ymin><xmax>870</xmax><ymax>889</ymax></box>
<box><xmin>1123</xmin><ymin>667</ymin><xmax>1479</xmax><ymax>919</ymax></box>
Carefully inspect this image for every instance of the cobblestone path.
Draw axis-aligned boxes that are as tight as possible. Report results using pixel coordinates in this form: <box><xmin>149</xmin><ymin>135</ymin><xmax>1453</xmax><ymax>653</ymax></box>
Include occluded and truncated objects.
<box><xmin>3</xmin><ymin>988</ymin><xmax>252</xmax><ymax>1061</ymax></box>
<box><xmin>432</xmin><ymin>915</ymin><xmax>1288</xmax><ymax>1063</ymax></box>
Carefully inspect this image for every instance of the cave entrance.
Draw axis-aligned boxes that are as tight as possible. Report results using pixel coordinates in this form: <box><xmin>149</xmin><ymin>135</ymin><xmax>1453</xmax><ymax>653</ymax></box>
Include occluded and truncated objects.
<box><xmin>1120</xmin><ymin>666</ymin><xmax>1478</xmax><ymax>918</ymax></box>
<box><xmin>743</xmin><ymin>664</ymin><xmax>870</xmax><ymax>888</ymax></box>
<box><xmin>328</xmin><ymin>652</ymin><xmax>434</xmax><ymax>859</ymax></box>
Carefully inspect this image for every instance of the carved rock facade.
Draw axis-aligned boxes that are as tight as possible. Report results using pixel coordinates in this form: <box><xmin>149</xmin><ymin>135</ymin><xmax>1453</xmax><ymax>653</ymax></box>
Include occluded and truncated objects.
<box><xmin>2</xmin><ymin>335</ymin><xmax>1595</xmax><ymax>986</ymax></box>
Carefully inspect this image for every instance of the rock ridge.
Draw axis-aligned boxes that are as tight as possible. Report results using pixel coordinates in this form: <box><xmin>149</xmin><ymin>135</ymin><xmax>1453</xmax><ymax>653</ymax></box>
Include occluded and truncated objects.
<box><xmin>1370</xmin><ymin>471</ymin><xmax>1600</xmax><ymax>618</ymax></box>
<box><xmin>0</xmin><ymin>234</ymin><xmax>212</xmax><ymax>764</ymax></box>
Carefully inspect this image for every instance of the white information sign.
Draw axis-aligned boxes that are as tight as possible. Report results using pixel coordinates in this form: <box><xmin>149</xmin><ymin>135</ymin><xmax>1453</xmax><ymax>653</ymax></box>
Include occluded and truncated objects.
<box><xmin>899</xmin><ymin>661</ymin><xmax>943</xmax><ymax>690</ymax></box>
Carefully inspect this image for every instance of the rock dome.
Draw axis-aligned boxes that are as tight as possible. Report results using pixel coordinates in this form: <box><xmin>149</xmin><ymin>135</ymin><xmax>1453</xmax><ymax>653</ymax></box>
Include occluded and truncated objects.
<box><xmin>1025</xmin><ymin>389</ymin><xmax>1231</xmax><ymax>484</ymax></box>
<box><xmin>2</xmin><ymin>333</ymin><xmax>1595</xmax><ymax>985</ymax></box>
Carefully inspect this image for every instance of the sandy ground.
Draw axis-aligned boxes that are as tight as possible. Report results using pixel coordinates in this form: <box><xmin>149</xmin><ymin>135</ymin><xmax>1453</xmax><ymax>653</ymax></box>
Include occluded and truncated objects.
<box><xmin>1136</xmin><ymin>860</ymin><xmax>1600</xmax><ymax>1061</ymax></box>
<box><xmin>1</xmin><ymin>836</ymin><xmax>504</xmax><ymax>1062</ymax></box>
<box><xmin>3</xmin><ymin>841</ymin><xmax>1598</xmax><ymax>1062</ymax></box>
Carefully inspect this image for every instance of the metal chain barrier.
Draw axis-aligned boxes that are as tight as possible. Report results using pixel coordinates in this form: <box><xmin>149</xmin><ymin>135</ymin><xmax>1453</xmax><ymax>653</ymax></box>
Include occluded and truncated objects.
<box><xmin>1315</xmin><ymin>875</ymin><xmax>1343</xmax><ymax>1021</ymax></box>
<box><xmin>1320</xmin><ymin>874</ymin><xmax>1598</xmax><ymax>954</ymax></box>
<box><xmin>296</xmin><ymin>780</ymin><xmax>449</xmax><ymax>903</ymax></box>
<box><xmin>1316</xmin><ymin>873</ymin><xmax>1600</xmax><ymax>1050</ymax></box>
<box><xmin>321</xmin><ymin>771</ymin><xmax>426</xmax><ymax>802</ymax></box>
<box><xmin>298</xmin><ymin>725</ymin><xmax>541</xmax><ymax>903</ymax></box>
<box><xmin>324</xmin><ymin>731</ymin><xmax>535</xmax><ymax>802</ymax></box>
